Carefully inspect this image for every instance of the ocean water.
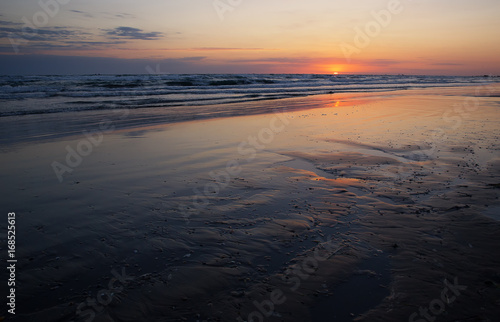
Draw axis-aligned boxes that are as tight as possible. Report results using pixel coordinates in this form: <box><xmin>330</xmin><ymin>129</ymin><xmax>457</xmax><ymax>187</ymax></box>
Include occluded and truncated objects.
<box><xmin>0</xmin><ymin>74</ymin><xmax>494</xmax><ymax>117</ymax></box>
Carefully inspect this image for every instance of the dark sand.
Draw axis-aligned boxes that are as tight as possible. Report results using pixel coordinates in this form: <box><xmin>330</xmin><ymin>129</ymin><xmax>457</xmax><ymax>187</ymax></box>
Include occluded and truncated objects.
<box><xmin>1</xmin><ymin>85</ymin><xmax>500</xmax><ymax>321</ymax></box>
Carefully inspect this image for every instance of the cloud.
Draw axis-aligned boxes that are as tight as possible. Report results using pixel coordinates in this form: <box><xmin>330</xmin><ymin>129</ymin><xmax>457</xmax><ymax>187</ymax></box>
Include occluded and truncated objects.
<box><xmin>0</xmin><ymin>20</ymin><xmax>23</xmax><ymax>27</ymax></box>
<box><xmin>358</xmin><ymin>59</ymin><xmax>403</xmax><ymax>66</ymax></box>
<box><xmin>0</xmin><ymin>25</ymin><xmax>84</xmax><ymax>42</ymax></box>
<box><xmin>101</xmin><ymin>12</ymin><xmax>136</xmax><ymax>19</ymax></box>
<box><xmin>230</xmin><ymin>57</ymin><xmax>320</xmax><ymax>64</ymax></box>
<box><xmin>104</xmin><ymin>26</ymin><xmax>163</xmax><ymax>40</ymax></box>
<box><xmin>430</xmin><ymin>62</ymin><xmax>463</xmax><ymax>66</ymax></box>
<box><xmin>177</xmin><ymin>56</ymin><xmax>206</xmax><ymax>61</ymax></box>
<box><xmin>0</xmin><ymin>39</ymin><xmax>127</xmax><ymax>54</ymax></box>
<box><xmin>28</xmin><ymin>40</ymin><xmax>126</xmax><ymax>50</ymax></box>
<box><xmin>64</xmin><ymin>40</ymin><xmax>127</xmax><ymax>47</ymax></box>
<box><xmin>190</xmin><ymin>47</ymin><xmax>267</xmax><ymax>51</ymax></box>
<box><xmin>0</xmin><ymin>26</ymin><xmax>20</xmax><ymax>37</ymax></box>
<box><xmin>113</xmin><ymin>13</ymin><xmax>135</xmax><ymax>19</ymax></box>
<box><xmin>150</xmin><ymin>47</ymin><xmax>269</xmax><ymax>52</ymax></box>
<box><xmin>70</xmin><ymin>10</ymin><xmax>94</xmax><ymax>18</ymax></box>
<box><xmin>0</xmin><ymin>24</ymin><xmax>121</xmax><ymax>53</ymax></box>
<box><xmin>71</xmin><ymin>10</ymin><xmax>135</xmax><ymax>19</ymax></box>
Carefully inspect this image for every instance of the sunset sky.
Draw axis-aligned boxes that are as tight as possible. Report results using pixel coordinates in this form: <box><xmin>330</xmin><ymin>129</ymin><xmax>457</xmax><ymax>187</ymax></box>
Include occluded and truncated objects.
<box><xmin>1</xmin><ymin>0</ymin><xmax>499</xmax><ymax>75</ymax></box>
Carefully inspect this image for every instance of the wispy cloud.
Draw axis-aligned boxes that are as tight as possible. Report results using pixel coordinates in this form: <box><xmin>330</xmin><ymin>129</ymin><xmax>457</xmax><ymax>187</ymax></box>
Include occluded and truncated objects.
<box><xmin>431</xmin><ymin>62</ymin><xmax>463</xmax><ymax>66</ymax></box>
<box><xmin>359</xmin><ymin>59</ymin><xmax>403</xmax><ymax>67</ymax></box>
<box><xmin>70</xmin><ymin>11</ymin><xmax>135</xmax><ymax>20</ymax></box>
<box><xmin>70</xmin><ymin>10</ymin><xmax>94</xmax><ymax>18</ymax></box>
<box><xmin>230</xmin><ymin>57</ymin><xmax>320</xmax><ymax>64</ymax></box>
<box><xmin>113</xmin><ymin>13</ymin><xmax>135</xmax><ymax>19</ymax></box>
<box><xmin>0</xmin><ymin>26</ymin><xmax>21</xmax><ymax>38</ymax></box>
<box><xmin>101</xmin><ymin>12</ymin><xmax>136</xmax><ymax>19</ymax></box>
<box><xmin>0</xmin><ymin>25</ymin><xmax>83</xmax><ymax>42</ymax></box>
<box><xmin>0</xmin><ymin>22</ymin><xmax>127</xmax><ymax>53</ymax></box>
<box><xmin>104</xmin><ymin>26</ymin><xmax>163</xmax><ymax>40</ymax></box>
<box><xmin>190</xmin><ymin>47</ymin><xmax>267</xmax><ymax>51</ymax></box>
<box><xmin>0</xmin><ymin>20</ymin><xmax>23</xmax><ymax>27</ymax></box>
<box><xmin>0</xmin><ymin>40</ymin><xmax>127</xmax><ymax>53</ymax></box>
<box><xmin>33</xmin><ymin>40</ymin><xmax>127</xmax><ymax>50</ymax></box>
<box><xmin>177</xmin><ymin>56</ymin><xmax>206</xmax><ymax>61</ymax></box>
<box><xmin>151</xmin><ymin>47</ymin><xmax>276</xmax><ymax>52</ymax></box>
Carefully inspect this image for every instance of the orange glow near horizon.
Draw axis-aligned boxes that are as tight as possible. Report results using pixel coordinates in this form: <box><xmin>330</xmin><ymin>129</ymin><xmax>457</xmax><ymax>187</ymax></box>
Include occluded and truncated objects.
<box><xmin>328</xmin><ymin>65</ymin><xmax>346</xmax><ymax>74</ymax></box>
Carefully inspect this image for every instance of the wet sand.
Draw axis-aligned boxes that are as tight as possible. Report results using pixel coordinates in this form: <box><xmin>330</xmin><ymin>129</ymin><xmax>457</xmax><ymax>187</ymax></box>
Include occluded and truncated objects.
<box><xmin>1</xmin><ymin>85</ymin><xmax>500</xmax><ymax>321</ymax></box>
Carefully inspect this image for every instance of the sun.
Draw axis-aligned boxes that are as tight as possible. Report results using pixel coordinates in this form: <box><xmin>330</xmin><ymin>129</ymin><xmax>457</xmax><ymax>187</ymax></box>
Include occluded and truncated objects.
<box><xmin>319</xmin><ymin>63</ymin><xmax>351</xmax><ymax>75</ymax></box>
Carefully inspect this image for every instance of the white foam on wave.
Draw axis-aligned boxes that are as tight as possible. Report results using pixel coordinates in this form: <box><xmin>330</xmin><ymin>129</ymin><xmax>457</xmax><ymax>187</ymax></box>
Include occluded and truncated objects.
<box><xmin>0</xmin><ymin>74</ymin><xmax>494</xmax><ymax>117</ymax></box>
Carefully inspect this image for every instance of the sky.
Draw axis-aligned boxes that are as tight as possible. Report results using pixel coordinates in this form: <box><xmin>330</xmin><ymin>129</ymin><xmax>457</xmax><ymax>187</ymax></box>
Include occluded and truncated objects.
<box><xmin>0</xmin><ymin>0</ymin><xmax>499</xmax><ymax>75</ymax></box>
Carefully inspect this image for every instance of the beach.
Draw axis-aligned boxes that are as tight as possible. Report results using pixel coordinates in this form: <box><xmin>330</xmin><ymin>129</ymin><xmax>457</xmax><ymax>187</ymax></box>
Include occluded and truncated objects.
<box><xmin>1</xmin><ymin>84</ymin><xmax>500</xmax><ymax>321</ymax></box>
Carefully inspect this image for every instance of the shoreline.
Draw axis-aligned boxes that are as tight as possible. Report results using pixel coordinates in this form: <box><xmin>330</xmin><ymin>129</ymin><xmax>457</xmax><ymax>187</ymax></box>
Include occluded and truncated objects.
<box><xmin>1</xmin><ymin>83</ymin><xmax>499</xmax><ymax>148</ymax></box>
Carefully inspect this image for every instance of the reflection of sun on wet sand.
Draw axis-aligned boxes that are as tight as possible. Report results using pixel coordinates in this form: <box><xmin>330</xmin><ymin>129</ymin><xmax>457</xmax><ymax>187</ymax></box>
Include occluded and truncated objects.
<box><xmin>2</xmin><ymin>86</ymin><xmax>500</xmax><ymax>321</ymax></box>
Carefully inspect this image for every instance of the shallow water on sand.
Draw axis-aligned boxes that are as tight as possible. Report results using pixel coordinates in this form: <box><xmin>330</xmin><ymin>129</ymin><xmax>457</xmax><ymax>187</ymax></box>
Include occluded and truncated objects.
<box><xmin>1</xmin><ymin>86</ymin><xmax>499</xmax><ymax>321</ymax></box>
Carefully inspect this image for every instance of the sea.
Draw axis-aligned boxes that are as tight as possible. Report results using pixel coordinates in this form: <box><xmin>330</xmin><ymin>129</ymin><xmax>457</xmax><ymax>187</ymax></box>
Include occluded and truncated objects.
<box><xmin>0</xmin><ymin>74</ymin><xmax>495</xmax><ymax>117</ymax></box>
